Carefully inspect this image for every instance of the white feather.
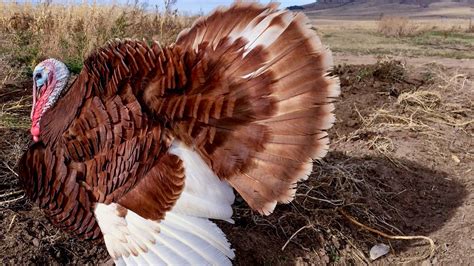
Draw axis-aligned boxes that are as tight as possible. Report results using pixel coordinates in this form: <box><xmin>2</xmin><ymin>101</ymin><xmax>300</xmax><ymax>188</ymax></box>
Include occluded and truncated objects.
<box><xmin>163</xmin><ymin>212</ymin><xmax>234</xmax><ymax>258</ymax></box>
<box><xmin>95</xmin><ymin>203</ymin><xmax>235</xmax><ymax>265</ymax></box>
<box><xmin>169</xmin><ymin>140</ymin><xmax>235</xmax><ymax>222</ymax></box>
<box><xmin>243</xmin><ymin>10</ymin><xmax>291</xmax><ymax>56</ymax></box>
<box><xmin>154</xmin><ymin>230</ymin><xmax>208</xmax><ymax>264</ymax></box>
<box><xmin>94</xmin><ymin>140</ymin><xmax>236</xmax><ymax>265</ymax></box>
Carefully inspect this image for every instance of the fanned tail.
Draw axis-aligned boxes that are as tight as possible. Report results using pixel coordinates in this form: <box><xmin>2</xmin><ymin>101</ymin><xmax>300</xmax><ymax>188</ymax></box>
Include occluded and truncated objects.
<box><xmin>171</xmin><ymin>3</ymin><xmax>340</xmax><ymax>214</ymax></box>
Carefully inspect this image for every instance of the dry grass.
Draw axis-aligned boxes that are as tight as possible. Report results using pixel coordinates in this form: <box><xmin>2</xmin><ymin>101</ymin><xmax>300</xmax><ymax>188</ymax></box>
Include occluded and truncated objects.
<box><xmin>0</xmin><ymin>57</ymin><xmax>30</xmax><ymax>208</ymax></box>
<box><xmin>383</xmin><ymin>68</ymin><xmax>471</xmax><ymax>132</ymax></box>
<box><xmin>0</xmin><ymin>1</ymin><xmax>194</xmax><ymax>72</ymax></box>
<box><xmin>0</xmin><ymin>57</ymin><xmax>30</xmax><ymax>130</ymax></box>
<box><xmin>342</xmin><ymin>61</ymin><xmax>472</xmax><ymax>165</ymax></box>
<box><xmin>0</xmin><ymin>132</ymin><xmax>27</xmax><ymax>208</ymax></box>
<box><xmin>377</xmin><ymin>16</ymin><xmax>419</xmax><ymax>37</ymax></box>
<box><xmin>468</xmin><ymin>18</ymin><xmax>474</xmax><ymax>33</ymax></box>
<box><xmin>315</xmin><ymin>18</ymin><xmax>474</xmax><ymax>59</ymax></box>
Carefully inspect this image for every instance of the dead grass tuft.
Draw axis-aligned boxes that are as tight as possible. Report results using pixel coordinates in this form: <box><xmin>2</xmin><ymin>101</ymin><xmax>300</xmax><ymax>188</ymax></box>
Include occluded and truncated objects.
<box><xmin>0</xmin><ymin>57</ymin><xmax>32</xmax><ymax>208</ymax></box>
<box><xmin>377</xmin><ymin>16</ymin><xmax>419</xmax><ymax>37</ymax></box>
<box><xmin>345</xmin><ymin>63</ymin><xmax>472</xmax><ymax>143</ymax></box>
<box><xmin>397</xmin><ymin>90</ymin><xmax>442</xmax><ymax>109</ymax></box>
<box><xmin>468</xmin><ymin>18</ymin><xmax>474</xmax><ymax>33</ymax></box>
<box><xmin>394</xmin><ymin>68</ymin><xmax>472</xmax><ymax>129</ymax></box>
<box><xmin>0</xmin><ymin>130</ymin><xmax>28</xmax><ymax>208</ymax></box>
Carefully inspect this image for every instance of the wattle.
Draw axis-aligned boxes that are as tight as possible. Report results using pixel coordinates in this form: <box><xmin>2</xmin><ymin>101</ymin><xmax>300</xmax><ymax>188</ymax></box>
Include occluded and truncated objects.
<box><xmin>30</xmin><ymin>126</ymin><xmax>40</xmax><ymax>142</ymax></box>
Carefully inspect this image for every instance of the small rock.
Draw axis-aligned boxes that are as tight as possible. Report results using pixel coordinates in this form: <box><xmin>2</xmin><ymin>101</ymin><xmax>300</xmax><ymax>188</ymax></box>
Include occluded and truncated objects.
<box><xmin>451</xmin><ymin>154</ymin><xmax>460</xmax><ymax>164</ymax></box>
<box><xmin>32</xmin><ymin>238</ymin><xmax>40</xmax><ymax>247</ymax></box>
<box><xmin>370</xmin><ymin>243</ymin><xmax>390</xmax><ymax>260</ymax></box>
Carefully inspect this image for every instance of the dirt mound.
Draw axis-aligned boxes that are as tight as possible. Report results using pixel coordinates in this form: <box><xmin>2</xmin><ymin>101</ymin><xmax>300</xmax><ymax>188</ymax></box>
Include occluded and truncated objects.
<box><xmin>1</xmin><ymin>60</ymin><xmax>472</xmax><ymax>264</ymax></box>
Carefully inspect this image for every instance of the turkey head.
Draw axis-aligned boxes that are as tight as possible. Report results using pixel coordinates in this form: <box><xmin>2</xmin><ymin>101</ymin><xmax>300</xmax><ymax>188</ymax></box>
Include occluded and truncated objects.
<box><xmin>30</xmin><ymin>59</ymin><xmax>70</xmax><ymax>143</ymax></box>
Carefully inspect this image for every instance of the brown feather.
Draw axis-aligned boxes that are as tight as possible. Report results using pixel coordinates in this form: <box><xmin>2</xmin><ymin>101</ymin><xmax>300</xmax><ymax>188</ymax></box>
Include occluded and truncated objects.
<box><xmin>118</xmin><ymin>153</ymin><xmax>185</xmax><ymax>220</ymax></box>
<box><xmin>18</xmin><ymin>2</ymin><xmax>339</xmax><ymax>244</ymax></box>
<box><xmin>174</xmin><ymin>3</ymin><xmax>339</xmax><ymax>213</ymax></box>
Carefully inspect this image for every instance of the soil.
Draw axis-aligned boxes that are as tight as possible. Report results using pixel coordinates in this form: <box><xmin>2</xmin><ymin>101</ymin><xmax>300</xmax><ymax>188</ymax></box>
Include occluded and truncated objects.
<box><xmin>0</xmin><ymin>58</ymin><xmax>472</xmax><ymax>265</ymax></box>
<box><xmin>334</xmin><ymin>54</ymin><xmax>474</xmax><ymax>76</ymax></box>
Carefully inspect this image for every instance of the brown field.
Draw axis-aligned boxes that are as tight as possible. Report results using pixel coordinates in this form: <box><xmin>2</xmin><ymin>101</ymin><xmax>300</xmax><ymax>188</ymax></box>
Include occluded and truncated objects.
<box><xmin>313</xmin><ymin>18</ymin><xmax>474</xmax><ymax>59</ymax></box>
<box><xmin>305</xmin><ymin>2</ymin><xmax>473</xmax><ymax>19</ymax></box>
<box><xmin>1</xmin><ymin>1</ymin><xmax>473</xmax><ymax>265</ymax></box>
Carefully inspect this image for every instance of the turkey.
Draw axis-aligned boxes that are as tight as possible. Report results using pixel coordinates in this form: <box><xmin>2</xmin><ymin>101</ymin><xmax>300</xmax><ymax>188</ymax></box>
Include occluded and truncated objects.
<box><xmin>18</xmin><ymin>2</ymin><xmax>339</xmax><ymax>265</ymax></box>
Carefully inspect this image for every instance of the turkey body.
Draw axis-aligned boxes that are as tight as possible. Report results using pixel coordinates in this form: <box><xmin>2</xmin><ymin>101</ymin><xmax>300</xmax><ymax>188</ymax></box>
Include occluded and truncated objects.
<box><xmin>18</xmin><ymin>3</ymin><xmax>339</xmax><ymax>265</ymax></box>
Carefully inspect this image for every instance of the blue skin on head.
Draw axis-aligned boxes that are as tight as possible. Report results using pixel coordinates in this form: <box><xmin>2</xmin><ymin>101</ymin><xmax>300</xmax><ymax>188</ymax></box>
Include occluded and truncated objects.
<box><xmin>33</xmin><ymin>66</ymin><xmax>48</xmax><ymax>88</ymax></box>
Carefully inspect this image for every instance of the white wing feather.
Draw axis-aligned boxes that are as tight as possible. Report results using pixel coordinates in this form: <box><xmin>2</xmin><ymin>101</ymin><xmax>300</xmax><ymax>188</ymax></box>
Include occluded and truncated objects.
<box><xmin>94</xmin><ymin>140</ymin><xmax>235</xmax><ymax>265</ymax></box>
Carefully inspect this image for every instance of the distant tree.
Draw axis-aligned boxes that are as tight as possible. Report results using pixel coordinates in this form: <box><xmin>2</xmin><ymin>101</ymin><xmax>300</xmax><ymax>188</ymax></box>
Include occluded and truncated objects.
<box><xmin>287</xmin><ymin>5</ymin><xmax>305</xmax><ymax>10</ymax></box>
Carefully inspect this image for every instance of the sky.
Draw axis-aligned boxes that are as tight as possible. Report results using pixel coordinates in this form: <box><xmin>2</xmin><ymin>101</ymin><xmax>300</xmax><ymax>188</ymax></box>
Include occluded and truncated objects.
<box><xmin>18</xmin><ymin>0</ymin><xmax>315</xmax><ymax>14</ymax></box>
<box><xmin>172</xmin><ymin>1</ymin><xmax>314</xmax><ymax>13</ymax></box>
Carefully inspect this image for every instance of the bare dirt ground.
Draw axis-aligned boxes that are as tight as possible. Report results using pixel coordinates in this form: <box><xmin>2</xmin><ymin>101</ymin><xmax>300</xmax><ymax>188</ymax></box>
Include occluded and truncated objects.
<box><xmin>334</xmin><ymin>54</ymin><xmax>474</xmax><ymax>76</ymax></box>
<box><xmin>1</xmin><ymin>55</ymin><xmax>472</xmax><ymax>264</ymax></box>
<box><xmin>227</xmin><ymin>58</ymin><xmax>473</xmax><ymax>265</ymax></box>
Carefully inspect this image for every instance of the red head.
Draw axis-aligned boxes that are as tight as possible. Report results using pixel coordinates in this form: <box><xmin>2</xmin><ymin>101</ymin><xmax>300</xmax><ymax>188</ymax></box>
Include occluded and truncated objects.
<box><xmin>31</xmin><ymin>59</ymin><xmax>70</xmax><ymax>142</ymax></box>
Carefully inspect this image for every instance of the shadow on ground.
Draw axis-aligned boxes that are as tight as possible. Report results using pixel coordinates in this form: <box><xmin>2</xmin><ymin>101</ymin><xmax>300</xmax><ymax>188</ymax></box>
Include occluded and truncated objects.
<box><xmin>222</xmin><ymin>151</ymin><xmax>468</xmax><ymax>265</ymax></box>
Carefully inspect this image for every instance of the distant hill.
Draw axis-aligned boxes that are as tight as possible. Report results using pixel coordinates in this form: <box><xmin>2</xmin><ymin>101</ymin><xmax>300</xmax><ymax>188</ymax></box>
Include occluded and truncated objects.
<box><xmin>300</xmin><ymin>0</ymin><xmax>473</xmax><ymax>9</ymax></box>
<box><xmin>292</xmin><ymin>0</ymin><xmax>473</xmax><ymax>19</ymax></box>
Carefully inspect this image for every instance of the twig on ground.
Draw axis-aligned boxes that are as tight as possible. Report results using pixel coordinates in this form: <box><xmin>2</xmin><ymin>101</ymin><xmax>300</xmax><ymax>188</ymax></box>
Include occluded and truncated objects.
<box><xmin>0</xmin><ymin>190</ymin><xmax>23</xmax><ymax>198</ymax></box>
<box><xmin>7</xmin><ymin>214</ymin><xmax>17</xmax><ymax>232</ymax></box>
<box><xmin>295</xmin><ymin>193</ymin><xmax>344</xmax><ymax>206</ymax></box>
<box><xmin>281</xmin><ymin>224</ymin><xmax>313</xmax><ymax>251</ymax></box>
<box><xmin>3</xmin><ymin>161</ymin><xmax>18</xmax><ymax>177</ymax></box>
<box><xmin>339</xmin><ymin>208</ymin><xmax>435</xmax><ymax>262</ymax></box>
<box><xmin>0</xmin><ymin>194</ymin><xmax>25</xmax><ymax>207</ymax></box>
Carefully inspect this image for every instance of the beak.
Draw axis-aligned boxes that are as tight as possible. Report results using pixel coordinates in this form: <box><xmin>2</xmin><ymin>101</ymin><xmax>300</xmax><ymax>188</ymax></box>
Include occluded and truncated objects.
<box><xmin>31</xmin><ymin>82</ymin><xmax>37</xmax><ymax>120</ymax></box>
<box><xmin>30</xmin><ymin>81</ymin><xmax>43</xmax><ymax>143</ymax></box>
<box><xmin>31</xmin><ymin>81</ymin><xmax>45</xmax><ymax>119</ymax></box>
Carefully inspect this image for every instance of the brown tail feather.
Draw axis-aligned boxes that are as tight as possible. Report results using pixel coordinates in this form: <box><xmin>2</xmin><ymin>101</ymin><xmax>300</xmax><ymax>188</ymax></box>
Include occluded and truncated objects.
<box><xmin>173</xmin><ymin>2</ymin><xmax>339</xmax><ymax>214</ymax></box>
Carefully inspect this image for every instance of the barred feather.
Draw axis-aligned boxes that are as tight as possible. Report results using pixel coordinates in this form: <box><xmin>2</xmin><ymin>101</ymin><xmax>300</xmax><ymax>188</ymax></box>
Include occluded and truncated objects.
<box><xmin>19</xmin><ymin>2</ymin><xmax>339</xmax><ymax>264</ymax></box>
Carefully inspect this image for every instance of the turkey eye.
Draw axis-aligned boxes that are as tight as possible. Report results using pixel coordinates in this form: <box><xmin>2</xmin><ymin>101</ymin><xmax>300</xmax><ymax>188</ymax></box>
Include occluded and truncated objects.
<box><xmin>35</xmin><ymin>73</ymin><xmax>42</xmax><ymax>80</ymax></box>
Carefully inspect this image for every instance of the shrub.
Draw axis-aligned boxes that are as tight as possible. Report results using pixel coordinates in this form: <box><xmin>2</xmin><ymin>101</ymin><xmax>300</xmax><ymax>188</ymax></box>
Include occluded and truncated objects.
<box><xmin>377</xmin><ymin>16</ymin><xmax>419</xmax><ymax>37</ymax></box>
<box><xmin>468</xmin><ymin>18</ymin><xmax>474</xmax><ymax>33</ymax></box>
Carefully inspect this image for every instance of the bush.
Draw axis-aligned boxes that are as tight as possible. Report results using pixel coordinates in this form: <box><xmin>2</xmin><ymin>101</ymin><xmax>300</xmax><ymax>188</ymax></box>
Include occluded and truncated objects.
<box><xmin>377</xmin><ymin>16</ymin><xmax>419</xmax><ymax>37</ymax></box>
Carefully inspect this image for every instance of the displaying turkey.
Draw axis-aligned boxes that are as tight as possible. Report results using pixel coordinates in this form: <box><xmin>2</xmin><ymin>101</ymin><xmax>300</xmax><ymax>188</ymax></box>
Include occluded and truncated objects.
<box><xmin>18</xmin><ymin>2</ymin><xmax>339</xmax><ymax>265</ymax></box>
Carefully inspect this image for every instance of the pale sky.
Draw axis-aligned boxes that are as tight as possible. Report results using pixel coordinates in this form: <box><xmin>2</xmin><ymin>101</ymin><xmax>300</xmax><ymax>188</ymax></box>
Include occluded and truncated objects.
<box><xmin>173</xmin><ymin>1</ymin><xmax>314</xmax><ymax>13</ymax></box>
<box><xmin>25</xmin><ymin>0</ymin><xmax>315</xmax><ymax>14</ymax></box>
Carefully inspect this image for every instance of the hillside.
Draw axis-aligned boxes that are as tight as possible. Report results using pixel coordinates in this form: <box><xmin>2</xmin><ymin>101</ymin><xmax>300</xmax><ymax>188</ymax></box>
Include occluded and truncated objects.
<box><xmin>299</xmin><ymin>1</ymin><xmax>473</xmax><ymax>19</ymax></box>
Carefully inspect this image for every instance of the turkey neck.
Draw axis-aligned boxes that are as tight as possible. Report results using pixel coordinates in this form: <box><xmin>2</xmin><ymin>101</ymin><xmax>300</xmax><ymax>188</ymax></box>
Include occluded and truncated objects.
<box><xmin>39</xmin><ymin>75</ymin><xmax>86</xmax><ymax>147</ymax></box>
